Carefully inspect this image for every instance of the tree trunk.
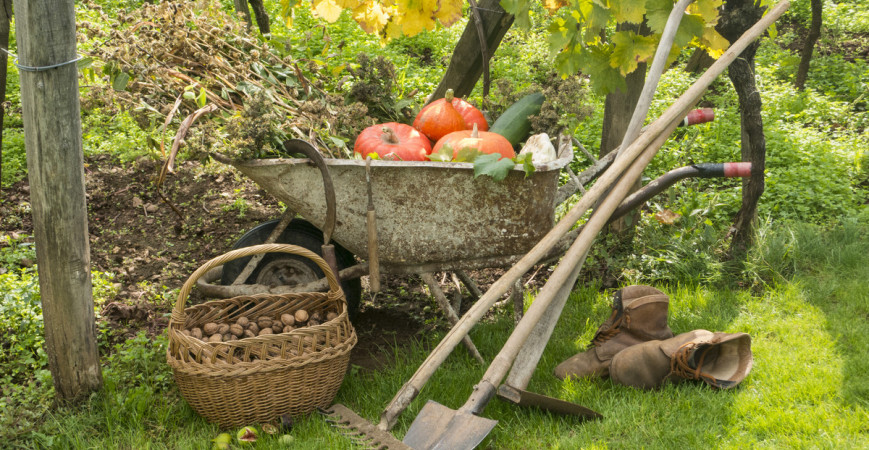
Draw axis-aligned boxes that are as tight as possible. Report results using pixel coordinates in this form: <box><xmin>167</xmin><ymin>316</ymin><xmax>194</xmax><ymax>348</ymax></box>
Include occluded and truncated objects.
<box><xmin>0</xmin><ymin>0</ymin><xmax>11</xmax><ymax>188</ymax></box>
<box><xmin>685</xmin><ymin>48</ymin><xmax>715</xmax><ymax>73</ymax></box>
<box><xmin>249</xmin><ymin>0</ymin><xmax>271</xmax><ymax>35</ymax></box>
<box><xmin>233</xmin><ymin>0</ymin><xmax>253</xmax><ymax>28</ymax></box>
<box><xmin>600</xmin><ymin>23</ymin><xmax>648</xmax><ymax>233</ymax></box>
<box><xmin>430</xmin><ymin>0</ymin><xmax>514</xmax><ymax>102</ymax></box>
<box><xmin>717</xmin><ymin>0</ymin><xmax>767</xmax><ymax>259</ymax></box>
<box><xmin>794</xmin><ymin>0</ymin><xmax>822</xmax><ymax>90</ymax></box>
<box><xmin>13</xmin><ymin>0</ymin><xmax>102</xmax><ymax>402</ymax></box>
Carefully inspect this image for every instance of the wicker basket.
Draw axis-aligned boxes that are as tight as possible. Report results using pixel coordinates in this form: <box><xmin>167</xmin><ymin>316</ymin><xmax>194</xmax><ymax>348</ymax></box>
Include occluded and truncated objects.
<box><xmin>166</xmin><ymin>244</ymin><xmax>357</xmax><ymax>428</ymax></box>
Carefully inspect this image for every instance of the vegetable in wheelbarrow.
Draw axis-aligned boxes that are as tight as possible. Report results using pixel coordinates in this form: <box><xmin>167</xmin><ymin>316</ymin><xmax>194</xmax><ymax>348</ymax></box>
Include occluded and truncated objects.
<box><xmin>353</xmin><ymin>122</ymin><xmax>432</xmax><ymax>161</ymax></box>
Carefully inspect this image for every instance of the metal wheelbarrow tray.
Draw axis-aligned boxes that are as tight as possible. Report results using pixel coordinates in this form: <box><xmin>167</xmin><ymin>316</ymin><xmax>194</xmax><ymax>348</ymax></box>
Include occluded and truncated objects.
<box><xmin>231</xmin><ymin>152</ymin><xmax>573</xmax><ymax>275</ymax></box>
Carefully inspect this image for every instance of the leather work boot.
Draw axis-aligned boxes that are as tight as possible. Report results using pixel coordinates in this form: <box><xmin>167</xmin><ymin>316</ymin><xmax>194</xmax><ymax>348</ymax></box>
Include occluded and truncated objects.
<box><xmin>609</xmin><ymin>329</ymin><xmax>753</xmax><ymax>390</ymax></box>
<box><xmin>554</xmin><ymin>285</ymin><xmax>674</xmax><ymax>380</ymax></box>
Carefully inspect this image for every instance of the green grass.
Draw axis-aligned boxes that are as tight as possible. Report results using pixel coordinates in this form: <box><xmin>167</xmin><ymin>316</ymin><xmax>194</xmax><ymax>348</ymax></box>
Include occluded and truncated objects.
<box><xmin>7</xmin><ymin>219</ymin><xmax>869</xmax><ymax>448</ymax></box>
<box><xmin>4</xmin><ymin>0</ymin><xmax>869</xmax><ymax>447</ymax></box>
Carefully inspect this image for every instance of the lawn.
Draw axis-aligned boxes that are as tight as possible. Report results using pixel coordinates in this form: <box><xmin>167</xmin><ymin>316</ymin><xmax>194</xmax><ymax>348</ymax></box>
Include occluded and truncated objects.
<box><xmin>1</xmin><ymin>0</ymin><xmax>868</xmax><ymax>448</ymax></box>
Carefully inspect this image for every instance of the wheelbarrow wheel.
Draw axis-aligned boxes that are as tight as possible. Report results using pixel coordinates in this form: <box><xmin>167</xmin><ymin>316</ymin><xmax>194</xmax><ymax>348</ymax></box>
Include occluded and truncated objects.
<box><xmin>220</xmin><ymin>218</ymin><xmax>362</xmax><ymax>318</ymax></box>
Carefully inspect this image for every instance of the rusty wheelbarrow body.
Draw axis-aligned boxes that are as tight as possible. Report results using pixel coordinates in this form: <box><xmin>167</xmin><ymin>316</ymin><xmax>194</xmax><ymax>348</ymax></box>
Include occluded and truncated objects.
<box><xmin>229</xmin><ymin>153</ymin><xmax>573</xmax><ymax>275</ymax></box>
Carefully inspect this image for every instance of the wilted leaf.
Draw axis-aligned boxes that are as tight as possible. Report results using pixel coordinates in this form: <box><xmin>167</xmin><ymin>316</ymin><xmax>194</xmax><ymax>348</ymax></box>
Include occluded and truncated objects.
<box><xmin>353</xmin><ymin>3</ymin><xmax>388</xmax><ymax>33</ymax></box>
<box><xmin>435</xmin><ymin>0</ymin><xmax>464</xmax><ymax>26</ymax></box>
<box><xmin>654</xmin><ymin>209</ymin><xmax>681</xmax><ymax>225</ymax></box>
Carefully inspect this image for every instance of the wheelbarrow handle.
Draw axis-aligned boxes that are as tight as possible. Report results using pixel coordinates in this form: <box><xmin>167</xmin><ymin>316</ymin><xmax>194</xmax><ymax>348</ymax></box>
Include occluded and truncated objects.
<box><xmin>282</xmin><ymin>139</ymin><xmax>341</xmax><ymax>280</ymax></box>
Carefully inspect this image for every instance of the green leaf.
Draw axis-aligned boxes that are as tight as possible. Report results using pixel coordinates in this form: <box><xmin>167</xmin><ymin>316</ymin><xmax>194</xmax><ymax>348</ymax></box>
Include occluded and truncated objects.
<box><xmin>427</xmin><ymin>145</ymin><xmax>454</xmax><ymax>162</ymax></box>
<box><xmin>455</xmin><ymin>147</ymin><xmax>483</xmax><ymax>162</ymax></box>
<box><xmin>609</xmin><ymin>0</ymin><xmax>646</xmax><ymax>24</ymax></box>
<box><xmin>547</xmin><ymin>17</ymin><xmax>577</xmax><ymax>56</ymax></box>
<box><xmin>674</xmin><ymin>14</ymin><xmax>705</xmax><ymax>47</ymax></box>
<box><xmin>645</xmin><ymin>0</ymin><xmax>673</xmax><ymax>34</ymax></box>
<box><xmin>554</xmin><ymin>44</ymin><xmax>585</xmax><ymax>78</ymax></box>
<box><xmin>112</xmin><ymin>72</ymin><xmax>130</xmax><ymax>92</ymax></box>
<box><xmin>689</xmin><ymin>0</ymin><xmax>722</xmax><ymax>23</ymax></box>
<box><xmin>514</xmin><ymin>152</ymin><xmax>536</xmax><ymax>177</ymax></box>
<box><xmin>582</xmin><ymin>44</ymin><xmax>627</xmax><ymax>95</ymax></box>
<box><xmin>580</xmin><ymin>0</ymin><xmax>612</xmax><ymax>34</ymax></box>
<box><xmin>610</xmin><ymin>30</ymin><xmax>658</xmax><ymax>75</ymax></box>
<box><xmin>473</xmin><ymin>153</ymin><xmax>516</xmax><ymax>181</ymax></box>
<box><xmin>196</xmin><ymin>88</ymin><xmax>207</xmax><ymax>108</ymax></box>
<box><xmin>500</xmin><ymin>0</ymin><xmax>533</xmax><ymax>29</ymax></box>
<box><xmin>76</xmin><ymin>57</ymin><xmax>94</xmax><ymax>70</ymax></box>
<box><xmin>328</xmin><ymin>136</ymin><xmax>346</xmax><ymax>149</ymax></box>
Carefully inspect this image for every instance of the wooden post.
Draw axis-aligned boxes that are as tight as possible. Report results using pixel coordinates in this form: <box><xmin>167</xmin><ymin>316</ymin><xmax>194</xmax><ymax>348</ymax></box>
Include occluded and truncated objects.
<box><xmin>13</xmin><ymin>0</ymin><xmax>103</xmax><ymax>401</ymax></box>
<box><xmin>0</xmin><ymin>0</ymin><xmax>11</xmax><ymax>187</ymax></box>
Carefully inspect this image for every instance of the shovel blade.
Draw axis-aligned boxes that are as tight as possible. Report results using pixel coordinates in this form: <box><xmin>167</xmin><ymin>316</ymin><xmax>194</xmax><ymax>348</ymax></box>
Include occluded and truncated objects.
<box><xmin>402</xmin><ymin>400</ymin><xmax>498</xmax><ymax>450</ymax></box>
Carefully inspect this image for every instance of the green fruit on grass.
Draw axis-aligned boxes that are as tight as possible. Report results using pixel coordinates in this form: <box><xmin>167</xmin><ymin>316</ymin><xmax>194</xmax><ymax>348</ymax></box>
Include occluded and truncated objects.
<box><xmin>211</xmin><ymin>433</ymin><xmax>231</xmax><ymax>450</ymax></box>
<box><xmin>279</xmin><ymin>434</ymin><xmax>296</xmax><ymax>446</ymax></box>
<box><xmin>236</xmin><ymin>426</ymin><xmax>258</xmax><ymax>444</ymax></box>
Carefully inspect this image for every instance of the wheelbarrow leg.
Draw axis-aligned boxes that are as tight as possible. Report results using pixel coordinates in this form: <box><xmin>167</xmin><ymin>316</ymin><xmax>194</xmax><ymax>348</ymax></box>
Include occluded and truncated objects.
<box><xmin>455</xmin><ymin>270</ymin><xmax>483</xmax><ymax>300</ymax></box>
<box><xmin>511</xmin><ymin>279</ymin><xmax>524</xmax><ymax>324</ymax></box>
<box><xmin>420</xmin><ymin>272</ymin><xmax>485</xmax><ymax>364</ymax></box>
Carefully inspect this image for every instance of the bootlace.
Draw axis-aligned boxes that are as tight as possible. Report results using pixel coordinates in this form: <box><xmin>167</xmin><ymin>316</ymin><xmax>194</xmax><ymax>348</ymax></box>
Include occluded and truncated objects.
<box><xmin>669</xmin><ymin>342</ymin><xmax>718</xmax><ymax>386</ymax></box>
<box><xmin>588</xmin><ymin>310</ymin><xmax>627</xmax><ymax>348</ymax></box>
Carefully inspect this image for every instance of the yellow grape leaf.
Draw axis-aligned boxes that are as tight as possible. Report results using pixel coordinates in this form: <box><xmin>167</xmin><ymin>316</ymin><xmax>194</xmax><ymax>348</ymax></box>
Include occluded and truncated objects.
<box><xmin>435</xmin><ymin>0</ymin><xmax>464</xmax><ymax>26</ymax></box>
<box><xmin>396</xmin><ymin>9</ymin><xmax>436</xmax><ymax>36</ymax></box>
<box><xmin>353</xmin><ymin>2</ymin><xmax>389</xmax><ymax>34</ymax></box>
<box><xmin>384</xmin><ymin>20</ymin><xmax>404</xmax><ymax>40</ymax></box>
<box><xmin>312</xmin><ymin>0</ymin><xmax>343</xmax><ymax>22</ymax></box>
<box><xmin>688</xmin><ymin>0</ymin><xmax>722</xmax><ymax>24</ymax></box>
<box><xmin>336</xmin><ymin>0</ymin><xmax>361</xmax><ymax>9</ymax></box>
<box><xmin>701</xmin><ymin>26</ymin><xmax>729</xmax><ymax>58</ymax></box>
<box><xmin>609</xmin><ymin>30</ymin><xmax>657</xmax><ymax>75</ymax></box>
<box><xmin>608</xmin><ymin>0</ymin><xmax>646</xmax><ymax>24</ymax></box>
<box><xmin>421</xmin><ymin>0</ymin><xmax>440</xmax><ymax>14</ymax></box>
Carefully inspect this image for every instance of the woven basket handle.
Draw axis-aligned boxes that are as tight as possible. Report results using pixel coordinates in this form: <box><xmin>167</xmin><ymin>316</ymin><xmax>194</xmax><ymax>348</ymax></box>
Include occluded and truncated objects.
<box><xmin>170</xmin><ymin>244</ymin><xmax>342</xmax><ymax>327</ymax></box>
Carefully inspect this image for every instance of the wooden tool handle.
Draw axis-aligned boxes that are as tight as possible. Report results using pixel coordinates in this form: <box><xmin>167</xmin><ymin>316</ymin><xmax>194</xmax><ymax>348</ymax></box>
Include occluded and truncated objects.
<box><xmin>367</xmin><ymin>210</ymin><xmax>381</xmax><ymax>292</ymax></box>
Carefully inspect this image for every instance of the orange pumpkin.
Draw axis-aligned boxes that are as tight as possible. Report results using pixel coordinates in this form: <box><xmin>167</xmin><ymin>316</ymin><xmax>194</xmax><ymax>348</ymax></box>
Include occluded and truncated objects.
<box><xmin>450</xmin><ymin>96</ymin><xmax>488</xmax><ymax>132</ymax></box>
<box><xmin>432</xmin><ymin>124</ymin><xmax>515</xmax><ymax>160</ymax></box>
<box><xmin>354</xmin><ymin>122</ymin><xmax>432</xmax><ymax>161</ymax></box>
<box><xmin>412</xmin><ymin>89</ymin><xmax>467</xmax><ymax>142</ymax></box>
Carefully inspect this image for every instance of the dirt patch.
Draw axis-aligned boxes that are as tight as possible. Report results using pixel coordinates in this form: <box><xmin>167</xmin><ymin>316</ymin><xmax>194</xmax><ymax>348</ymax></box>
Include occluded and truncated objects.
<box><xmin>1</xmin><ymin>155</ymin><xmax>542</xmax><ymax>369</ymax></box>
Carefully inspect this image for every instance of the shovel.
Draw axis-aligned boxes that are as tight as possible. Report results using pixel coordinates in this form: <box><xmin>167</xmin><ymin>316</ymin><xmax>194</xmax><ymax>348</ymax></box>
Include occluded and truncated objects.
<box><xmin>323</xmin><ymin>3</ymin><xmax>789</xmax><ymax>444</ymax></box>
<box><xmin>401</xmin><ymin>97</ymin><xmax>689</xmax><ymax>449</ymax></box>
<box><xmin>495</xmin><ymin>0</ymin><xmax>693</xmax><ymax>416</ymax></box>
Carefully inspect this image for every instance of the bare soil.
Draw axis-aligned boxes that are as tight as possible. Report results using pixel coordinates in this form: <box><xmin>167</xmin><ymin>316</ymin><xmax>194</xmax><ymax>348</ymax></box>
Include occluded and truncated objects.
<box><xmin>0</xmin><ymin>154</ymin><xmax>533</xmax><ymax>371</ymax></box>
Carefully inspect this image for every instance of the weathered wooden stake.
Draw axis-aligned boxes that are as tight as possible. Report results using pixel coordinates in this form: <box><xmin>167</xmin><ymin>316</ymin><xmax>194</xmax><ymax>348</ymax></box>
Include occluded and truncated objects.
<box><xmin>14</xmin><ymin>0</ymin><xmax>103</xmax><ymax>401</ymax></box>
